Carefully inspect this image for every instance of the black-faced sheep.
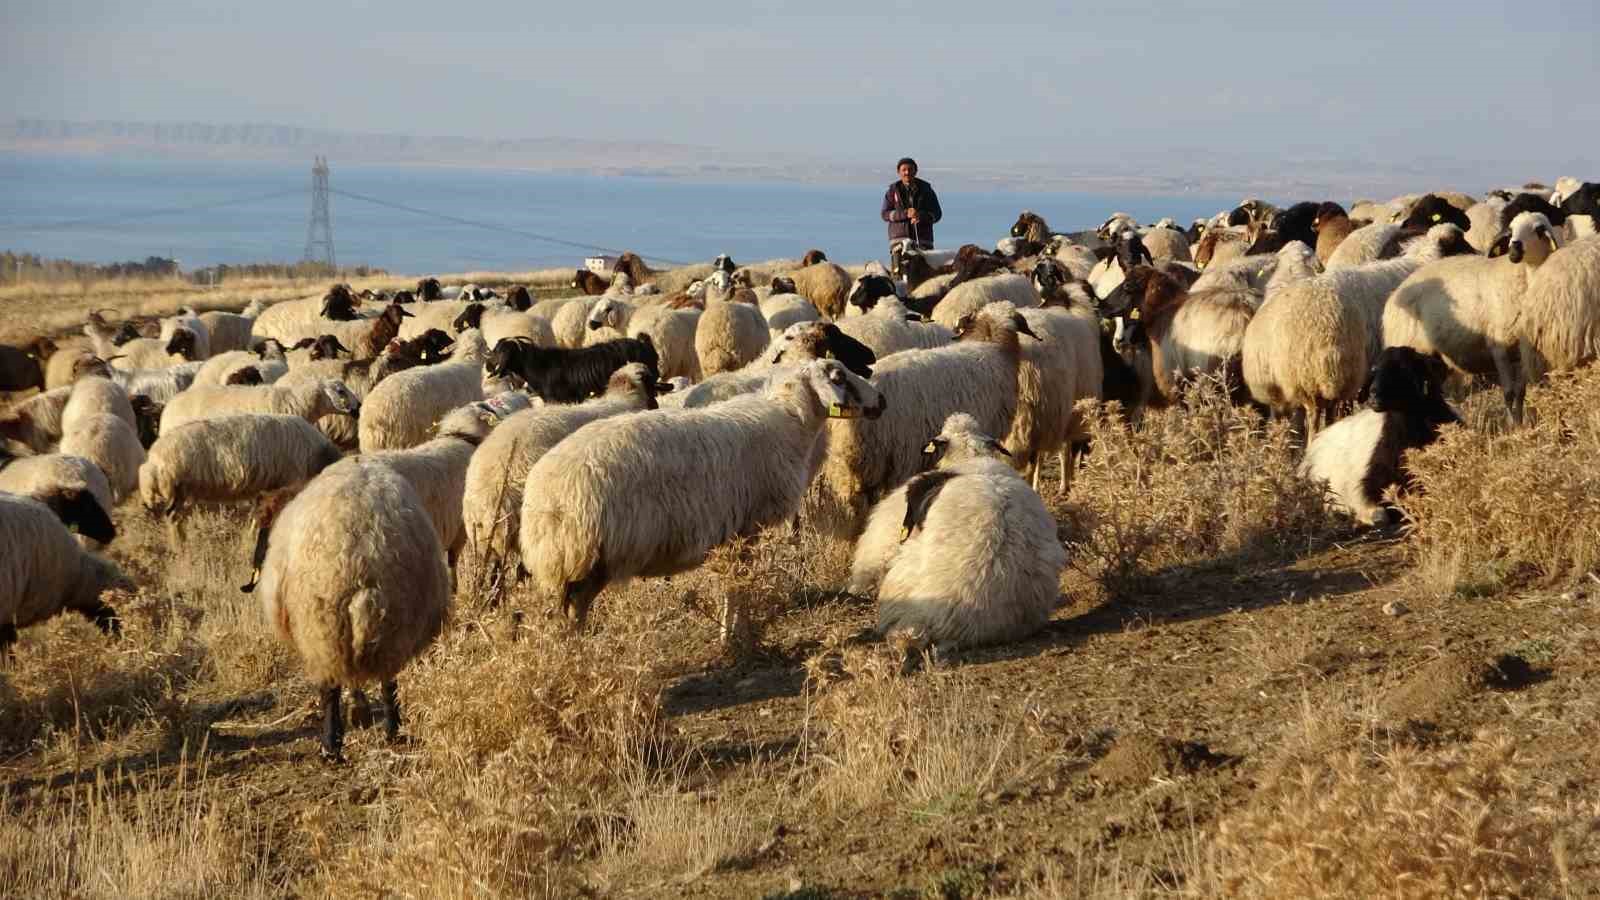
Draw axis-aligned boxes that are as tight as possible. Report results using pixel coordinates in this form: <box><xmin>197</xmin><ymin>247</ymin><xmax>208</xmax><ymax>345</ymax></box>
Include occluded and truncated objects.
<box><xmin>1099</xmin><ymin>266</ymin><xmax>1255</xmax><ymax>410</ymax></box>
<box><xmin>1298</xmin><ymin>347</ymin><xmax>1458</xmax><ymax>527</ymax></box>
<box><xmin>0</xmin><ymin>493</ymin><xmax>130</xmax><ymax>652</ymax></box>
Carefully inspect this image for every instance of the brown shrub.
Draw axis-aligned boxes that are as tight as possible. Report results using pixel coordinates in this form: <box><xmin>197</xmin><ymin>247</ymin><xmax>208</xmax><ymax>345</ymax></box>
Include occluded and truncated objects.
<box><xmin>1062</xmin><ymin>377</ymin><xmax>1334</xmax><ymax>596</ymax></box>
<box><xmin>1400</xmin><ymin>369</ymin><xmax>1600</xmax><ymax>596</ymax></box>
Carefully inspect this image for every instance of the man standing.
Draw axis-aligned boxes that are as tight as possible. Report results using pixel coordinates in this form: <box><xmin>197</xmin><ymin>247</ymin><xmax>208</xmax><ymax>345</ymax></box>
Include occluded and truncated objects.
<box><xmin>881</xmin><ymin>157</ymin><xmax>942</xmax><ymax>253</ymax></box>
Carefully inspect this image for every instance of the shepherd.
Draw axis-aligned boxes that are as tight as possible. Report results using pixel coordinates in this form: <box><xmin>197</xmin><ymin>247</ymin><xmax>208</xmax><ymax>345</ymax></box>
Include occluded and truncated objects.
<box><xmin>881</xmin><ymin>156</ymin><xmax>943</xmax><ymax>254</ymax></box>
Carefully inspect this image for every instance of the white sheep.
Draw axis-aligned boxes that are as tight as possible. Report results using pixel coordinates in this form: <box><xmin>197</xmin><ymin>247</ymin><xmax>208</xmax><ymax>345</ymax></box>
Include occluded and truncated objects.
<box><xmin>160</xmin><ymin>377</ymin><xmax>361</xmax><ymax>434</ymax></box>
<box><xmin>848</xmin><ymin>414</ymin><xmax>1067</xmax><ymax>651</ymax></box>
<box><xmin>159</xmin><ymin>307</ymin><xmax>212</xmax><ymax>361</ymax></box>
<box><xmin>107</xmin><ymin>361</ymin><xmax>205</xmax><ymax>405</ymax></box>
<box><xmin>1261</xmin><ymin>241</ymin><xmax>1322</xmax><ymax>302</ymax></box>
<box><xmin>61</xmin><ymin>373</ymin><xmax>137</xmax><ymax>436</ymax></box>
<box><xmin>60</xmin><ymin>413</ymin><xmax>144</xmax><ymax>503</ymax></box>
<box><xmin>1242</xmin><ymin>224</ymin><xmax>1472</xmax><ymax>435</ymax></box>
<box><xmin>678</xmin><ymin>321</ymin><xmax>877</xmax><ymax>410</ymax></box>
<box><xmin>358</xmin><ymin>329</ymin><xmax>488</xmax><ymax>452</ymax></box>
<box><xmin>695</xmin><ymin>272</ymin><xmax>769</xmax><ymax>376</ymax></box>
<box><xmin>550</xmin><ymin>298</ymin><xmax>593</xmax><ymax>349</ymax></box>
<box><xmin>930</xmin><ymin>273</ymin><xmax>1038</xmax><ymax>329</ymax></box>
<box><xmin>462</xmin><ymin>365</ymin><xmax>661</xmax><ymax>572</ymax></box>
<box><xmin>835</xmin><ymin>296</ymin><xmax>953</xmax><ymax>358</ymax></box>
<box><xmin>0</xmin><ymin>493</ymin><xmax>130</xmax><ymax>651</ymax></box>
<box><xmin>193</xmin><ymin>341</ymin><xmax>290</xmax><ymax>388</ymax></box>
<box><xmin>255</xmin><ymin>458</ymin><xmax>449</xmax><ymax>761</ymax></box>
<box><xmin>815</xmin><ymin>302</ymin><xmax>1033</xmax><ymax>534</ymax></box>
<box><xmin>1464</xmin><ymin>197</ymin><xmax>1509</xmax><ymax>254</ymax></box>
<box><xmin>789</xmin><ymin>260</ymin><xmax>852</xmax><ymax>319</ymax></box>
<box><xmin>760</xmin><ymin>291</ymin><xmax>822</xmax><ymax>334</ymax></box>
<box><xmin>1011</xmin><ymin>302</ymin><xmax>1102</xmax><ymax>494</ymax></box>
<box><xmin>1518</xmin><ymin>236</ymin><xmax>1600</xmax><ymax>383</ymax></box>
<box><xmin>0</xmin><ymin>452</ymin><xmax>117</xmax><ymax>544</ymax></box>
<box><xmin>519</xmin><ymin>359</ymin><xmax>884</xmax><ymax>628</ymax></box>
<box><xmin>138</xmin><ymin>414</ymin><xmax>343</xmax><ymax>515</ymax></box>
<box><xmin>583</xmin><ymin>297</ymin><xmax>702</xmax><ymax>381</ymax></box>
<box><xmin>1383</xmin><ymin>212</ymin><xmax>1560</xmax><ymax>422</ymax></box>
<box><xmin>1325</xmin><ymin>221</ymin><xmax>1403</xmax><ymax>269</ymax></box>
<box><xmin>1139</xmin><ymin>226</ymin><xmax>1193</xmax><ymax>263</ymax></box>
<box><xmin>198</xmin><ymin>299</ymin><xmax>266</xmax><ymax>355</ymax></box>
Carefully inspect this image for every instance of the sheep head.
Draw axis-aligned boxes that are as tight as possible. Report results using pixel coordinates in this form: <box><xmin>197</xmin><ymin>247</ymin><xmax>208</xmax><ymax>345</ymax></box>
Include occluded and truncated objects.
<box><xmin>783</xmin><ymin>359</ymin><xmax>885</xmax><ymax>421</ymax></box>
<box><xmin>800</xmin><ymin>249</ymin><xmax>827</xmax><ymax>266</ymax></box>
<box><xmin>846</xmin><ymin>274</ymin><xmax>898</xmax><ymax>314</ymax></box>
<box><xmin>920</xmin><ymin>412</ymin><xmax>1010</xmax><ymax>471</ymax></box>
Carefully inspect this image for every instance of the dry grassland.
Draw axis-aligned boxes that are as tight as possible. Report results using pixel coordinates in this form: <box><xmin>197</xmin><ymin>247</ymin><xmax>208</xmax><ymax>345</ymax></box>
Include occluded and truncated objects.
<box><xmin>3</xmin><ymin>274</ymin><xmax>1599</xmax><ymax>898</ymax></box>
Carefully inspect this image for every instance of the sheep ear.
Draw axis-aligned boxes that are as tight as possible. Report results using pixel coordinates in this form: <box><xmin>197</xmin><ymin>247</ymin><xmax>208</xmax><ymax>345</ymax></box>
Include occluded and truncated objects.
<box><xmin>1543</xmin><ymin>229</ymin><xmax>1559</xmax><ymax>252</ymax></box>
<box><xmin>900</xmin><ymin>471</ymin><xmax>958</xmax><ymax>542</ymax></box>
<box><xmin>986</xmin><ymin>438</ymin><xmax>1012</xmax><ymax>457</ymax></box>
<box><xmin>1487</xmin><ymin>235</ymin><xmax>1510</xmax><ymax>258</ymax></box>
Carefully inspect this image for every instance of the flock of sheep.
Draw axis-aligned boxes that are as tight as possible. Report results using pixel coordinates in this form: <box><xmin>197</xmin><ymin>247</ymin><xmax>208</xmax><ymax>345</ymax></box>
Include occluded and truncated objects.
<box><xmin>3</xmin><ymin>176</ymin><xmax>1600</xmax><ymax>763</ymax></box>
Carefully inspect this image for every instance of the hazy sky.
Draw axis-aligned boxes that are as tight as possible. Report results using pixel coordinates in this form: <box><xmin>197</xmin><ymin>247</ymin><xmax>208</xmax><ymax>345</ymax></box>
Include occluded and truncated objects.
<box><xmin>5</xmin><ymin>0</ymin><xmax>1599</xmax><ymax>170</ymax></box>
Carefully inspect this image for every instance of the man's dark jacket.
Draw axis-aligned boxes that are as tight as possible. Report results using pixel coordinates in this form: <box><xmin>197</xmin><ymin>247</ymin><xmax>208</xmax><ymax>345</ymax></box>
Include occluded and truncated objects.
<box><xmin>881</xmin><ymin>177</ymin><xmax>943</xmax><ymax>247</ymax></box>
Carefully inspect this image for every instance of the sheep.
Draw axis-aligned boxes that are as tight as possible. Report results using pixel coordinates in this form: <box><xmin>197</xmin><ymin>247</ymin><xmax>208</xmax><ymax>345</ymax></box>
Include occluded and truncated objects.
<box><xmin>1382</xmin><ymin>212</ymin><xmax>1560</xmax><ymax>423</ymax></box>
<box><xmin>548</xmin><ymin>297</ymin><xmax>595</xmax><ymax>349</ymax></box>
<box><xmin>848</xmin><ymin>414</ymin><xmax>1067</xmax><ymax>651</ymax></box>
<box><xmin>453</xmin><ymin>303</ymin><xmax>558</xmax><ymax>349</ymax></box>
<box><xmin>1299</xmin><ymin>347</ymin><xmax>1458</xmax><ymax>527</ymax></box>
<box><xmin>0</xmin><ymin>343</ymin><xmax>45</xmax><ymax>396</ymax></box>
<box><xmin>199</xmin><ymin>299</ymin><xmax>266</xmax><ymax>354</ymax></box>
<box><xmin>1100</xmin><ymin>266</ymin><xmax>1256</xmax><ymax>409</ymax></box>
<box><xmin>1262</xmin><ymin>240</ymin><xmax>1322</xmax><ymax>301</ymax></box>
<box><xmin>159</xmin><ymin>307</ymin><xmax>212</xmax><ymax>361</ymax></box>
<box><xmin>193</xmin><ymin>339</ymin><xmax>290</xmax><ymax>388</ymax></box>
<box><xmin>254</xmin><ymin>458</ymin><xmax>448</xmax><ymax>762</ymax></box>
<box><xmin>1010</xmin><ymin>269</ymin><xmax>1103</xmax><ymax>494</ymax></box>
<box><xmin>138</xmin><ymin>414</ymin><xmax>343</xmax><ymax>515</ymax></box>
<box><xmin>930</xmin><ymin>273</ymin><xmax>1038</xmax><ymax>329</ymax></box>
<box><xmin>784</xmin><ymin>258</ymin><xmax>851</xmax><ymax>319</ymax></box>
<box><xmin>39</xmin><ymin>338</ymin><xmax>93</xmax><ymax>391</ymax></box>
<box><xmin>161</xmin><ymin>377</ymin><xmax>362</xmax><ymax>434</ymax></box>
<box><xmin>573</xmin><ymin>268</ymin><xmax>611</xmax><ymax>295</ymax></box>
<box><xmin>520</xmin><ymin>359</ymin><xmax>884</xmax><ymax>629</ymax></box>
<box><xmin>60</xmin><ymin>413</ymin><xmax>144</xmax><ymax>503</ymax></box>
<box><xmin>1313</xmin><ymin>202</ymin><xmax>1357</xmax><ymax>265</ymax></box>
<box><xmin>760</xmin><ymin>289</ymin><xmax>822</xmax><ymax>334</ymax></box>
<box><xmin>0</xmin><ymin>452</ymin><xmax>117</xmax><ymax>543</ymax></box>
<box><xmin>815</xmin><ymin>302</ymin><xmax>1034</xmax><ymax>534</ymax></box>
<box><xmin>1</xmin><ymin>386</ymin><xmax>70</xmax><ymax>452</ymax></box>
<box><xmin>103</xmin><ymin>360</ymin><xmax>204</xmax><ymax>406</ymax></box>
<box><xmin>0</xmin><ymin>493</ymin><xmax>130</xmax><ymax>651</ymax></box>
<box><xmin>348</xmin><ymin>302</ymin><xmax>416</xmax><ymax>359</ymax></box>
<box><xmin>695</xmin><ymin>274</ymin><xmax>770</xmax><ymax>375</ymax></box>
<box><xmin>1560</xmin><ymin>183</ymin><xmax>1600</xmax><ymax>240</ymax></box>
<box><xmin>463</xmin><ymin>364</ymin><xmax>666</xmax><ymax>573</ymax></box>
<box><xmin>1194</xmin><ymin>226</ymin><xmax>1250</xmax><ymax>270</ymax></box>
<box><xmin>61</xmin><ymin>366</ymin><xmax>137</xmax><ymax>436</ymax></box>
<box><xmin>1009</xmin><ymin>210</ymin><xmax>1055</xmax><ymax>244</ymax></box>
<box><xmin>331</xmin><ymin>400</ymin><xmax>508</xmax><ymax>574</ymax></box>
<box><xmin>1395</xmin><ymin>194</ymin><xmax>1473</xmax><ymax>233</ymax></box>
<box><xmin>486</xmin><ymin>332</ymin><xmax>658</xmax><ymax>406</ymax></box>
<box><xmin>833</xmin><ymin>287</ymin><xmax>952</xmax><ymax>357</ymax></box>
<box><xmin>582</xmin><ymin>297</ymin><xmax>701</xmax><ymax>381</ymax></box>
<box><xmin>1242</xmin><ymin>224</ymin><xmax>1474</xmax><ymax>436</ymax></box>
<box><xmin>1188</xmin><ymin>251</ymin><xmax>1280</xmax><ymax>294</ymax></box>
<box><xmin>679</xmin><ymin>322</ymin><xmax>876</xmax><ymax>409</ymax></box>
<box><xmin>1139</xmin><ymin>226</ymin><xmax>1193</xmax><ymax>263</ymax></box>
<box><xmin>357</xmin><ymin>330</ymin><xmax>490</xmax><ymax>452</ymax></box>
<box><xmin>1517</xmin><ymin>236</ymin><xmax>1600</xmax><ymax>383</ymax></box>
<box><xmin>1086</xmin><ymin>230</ymin><xmax>1157</xmax><ymax>300</ymax></box>
<box><xmin>83</xmin><ymin>313</ymin><xmax>182</xmax><ymax>372</ymax></box>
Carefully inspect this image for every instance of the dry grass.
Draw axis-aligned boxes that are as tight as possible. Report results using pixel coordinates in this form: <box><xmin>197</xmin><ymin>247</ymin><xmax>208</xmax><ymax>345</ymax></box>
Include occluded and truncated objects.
<box><xmin>1401</xmin><ymin>368</ymin><xmax>1600</xmax><ymax>598</ymax></box>
<box><xmin>1201</xmin><ymin>731</ymin><xmax>1567</xmax><ymax>898</ymax></box>
<box><xmin>1062</xmin><ymin>378</ymin><xmax>1335</xmax><ymax>597</ymax></box>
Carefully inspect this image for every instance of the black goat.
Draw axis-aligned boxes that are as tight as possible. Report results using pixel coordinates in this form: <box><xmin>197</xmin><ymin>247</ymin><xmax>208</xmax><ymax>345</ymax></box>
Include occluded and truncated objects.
<box><xmin>485</xmin><ymin>335</ymin><xmax>660</xmax><ymax>404</ymax></box>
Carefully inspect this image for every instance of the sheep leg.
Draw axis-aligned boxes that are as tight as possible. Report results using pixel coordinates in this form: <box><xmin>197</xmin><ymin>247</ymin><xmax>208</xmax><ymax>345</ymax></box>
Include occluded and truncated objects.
<box><xmin>379</xmin><ymin>679</ymin><xmax>402</xmax><ymax>743</ymax></box>
<box><xmin>320</xmin><ymin>686</ymin><xmax>345</xmax><ymax>764</ymax></box>
<box><xmin>562</xmin><ymin>563</ymin><xmax>608</xmax><ymax>631</ymax></box>
<box><xmin>1491</xmin><ymin>344</ymin><xmax>1524</xmax><ymax>426</ymax></box>
<box><xmin>349</xmin><ymin>689</ymin><xmax>374</xmax><ymax>729</ymax></box>
<box><xmin>78</xmin><ymin>601</ymin><xmax>121</xmax><ymax>638</ymax></box>
<box><xmin>0</xmin><ymin>623</ymin><xmax>16</xmax><ymax>655</ymax></box>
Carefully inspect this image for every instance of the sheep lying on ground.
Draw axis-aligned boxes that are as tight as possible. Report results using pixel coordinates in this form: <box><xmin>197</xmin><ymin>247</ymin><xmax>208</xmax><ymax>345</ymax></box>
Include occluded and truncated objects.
<box><xmin>848</xmin><ymin>413</ymin><xmax>1067</xmax><ymax>651</ymax></box>
<box><xmin>0</xmin><ymin>493</ymin><xmax>131</xmax><ymax>651</ymax></box>
<box><xmin>520</xmin><ymin>359</ymin><xmax>884</xmax><ymax>629</ymax></box>
<box><xmin>463</xmin><ymin>365</ymin><xmax>665</xmax><ymax>574</ymax></box>
<box><xmin>255</xmin><ymin>459</ymin><xmax>448</xmax><ymax>762</ymax></box>
<box><xmin>1382</xmin><ymin>211</ymin><xmax>1559</xmax><ymax>423</ymax></box>
<box><xmin>1299</xmin><ymin>347</ymin><xmax>1458</xmax><ymax>527</ymax></box>
<box><xmin>0</xmin><ymin>451</ymin><xmax>117</xmax><ymax>543</ymax></box>
<box><xmin>139</xmin><ymin>414</ymin><xmax>343</xmax><ymax>516</ymax></box>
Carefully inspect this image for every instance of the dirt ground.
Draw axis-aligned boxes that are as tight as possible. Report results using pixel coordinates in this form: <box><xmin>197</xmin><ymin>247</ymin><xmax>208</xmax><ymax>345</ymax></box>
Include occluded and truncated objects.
<box><xmin>3</xmin><ymin>276</ymin><xmax>1597</xmax><ymax>898</ymax></box>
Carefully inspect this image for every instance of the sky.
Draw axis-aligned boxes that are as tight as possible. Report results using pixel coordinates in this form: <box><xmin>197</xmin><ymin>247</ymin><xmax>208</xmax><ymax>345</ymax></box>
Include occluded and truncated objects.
<box><xmin>5</xmin><ymin>0</ymin><xmax>1599</xmax><ymax>173</ymax></box>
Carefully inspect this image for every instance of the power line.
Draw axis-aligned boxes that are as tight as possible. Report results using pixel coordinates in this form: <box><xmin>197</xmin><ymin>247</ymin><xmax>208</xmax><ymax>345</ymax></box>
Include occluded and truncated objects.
<box><xmin>303</xmin><ymin>156</ymin><xmax>335</xmax><ymax>268</ymax></box>
<box><xmin>1</xmin><ymin>188</ymin><xmax>304</xmax><ymax>233</ymax></box>
<box><xmin>328</xmin><ymin>188</ymin><xmax>690</xmax><ymax>267</ymax></box>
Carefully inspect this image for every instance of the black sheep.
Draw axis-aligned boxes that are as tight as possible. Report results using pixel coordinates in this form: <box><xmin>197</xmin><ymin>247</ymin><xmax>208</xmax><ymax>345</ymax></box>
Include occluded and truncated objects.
<box><xmin>486</xmin><ymin>335</ymin><xmax>660</xmax><ymax>404</ymax></box>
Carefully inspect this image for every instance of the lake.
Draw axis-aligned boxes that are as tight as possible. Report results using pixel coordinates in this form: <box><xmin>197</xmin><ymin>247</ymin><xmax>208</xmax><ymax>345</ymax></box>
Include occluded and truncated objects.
<box><xmin>0</xmin><ymin>153</ymin><xmax>1237</xmax><ymax>274</ymax></box>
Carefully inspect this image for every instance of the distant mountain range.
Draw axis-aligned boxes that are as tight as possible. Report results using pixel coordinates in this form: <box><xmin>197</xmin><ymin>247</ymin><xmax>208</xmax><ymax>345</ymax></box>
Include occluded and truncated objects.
<box><xmin>2</xmin><ymin>117</ymin><xmax>1574</xmax><ymax>200</ymax></box>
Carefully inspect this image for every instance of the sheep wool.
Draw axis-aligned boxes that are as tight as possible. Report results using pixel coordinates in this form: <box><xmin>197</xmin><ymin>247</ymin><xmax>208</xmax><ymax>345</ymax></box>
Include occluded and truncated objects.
<box><xmin>358</xmin><ymin>330</ymin><xmax>488</xmax><ymax>452</ymax></box>
<box><xmin>1518</xmin><ymin>236</ymin><xmax>1600</xmax><ymax>382</ymax></box>
<box><xmin>0</xmin><ymin>493</ymin><xmax>129</xmax><ymax>649</ymax></box>
<box><xmin>60</xmin><ymin>413</ymin><xmax>144</xmax><ymax>503</ymax></box>
<box><xmin>695</xmin><ymin>294</ymin><xmax>769</xmax><ymax>376</ymax></box>
<box><xmin>160</xmin><ymin>377</ymin><xmax>361</xmax><ymax>434</ymax></box>
<box><xmin>789</xmin><ymin>261</ymin><xmax>852</xmax><ymax>319</ymax></box>
<box><xmin>930</xmin><ymin>274</ymin><xmax>1038</xmax><ymax>329</ymax></box>
<box><xmin>520</xmin><ymin>360</ymin><xmax>884</xmax><ymax>628</ymax></box>
<box><xmin>850</xmin><ymin>415</ymin><xmax>1066</xmax><ymax>651</ymax></box>
<box><xmin>0</xmin><ymin>452</ymin><xmax>117</xmax><ymax>543</ymax></box>
<box><xmin>62</xmin><ymin>375</ymin><xmax>137</xmax><ymax>436</ymax></box>
<box><xmin>138</xmin><ymin>414</ymin><xmax>342</xmax><ymax>514</ymax></box>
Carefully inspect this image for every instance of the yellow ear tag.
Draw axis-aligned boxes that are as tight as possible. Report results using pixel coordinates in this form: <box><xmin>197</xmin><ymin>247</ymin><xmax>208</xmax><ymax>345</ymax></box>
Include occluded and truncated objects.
<box><xmin>923</xmin><ymin>441</ymin><xmax>937</xmax><ymax>453</ymax></box>
<box><xmin>1129</xmin><ymin>308</ymin><xmax>1141</xmax><ymax>321</ymax></box>
<box><xmin>827</xmin><ymin>403</ymin><xmax>861</xmax><ymax>419</ymax></box>
<box><xmin>898</xmin><ymin>526</ymin><xmax>911</xmax><ymax>542</ymax></box>
<box><xmin>1431</xmin><ymin>213</ymin><xmax>1441</xmax><ymax>222</ymax></box>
